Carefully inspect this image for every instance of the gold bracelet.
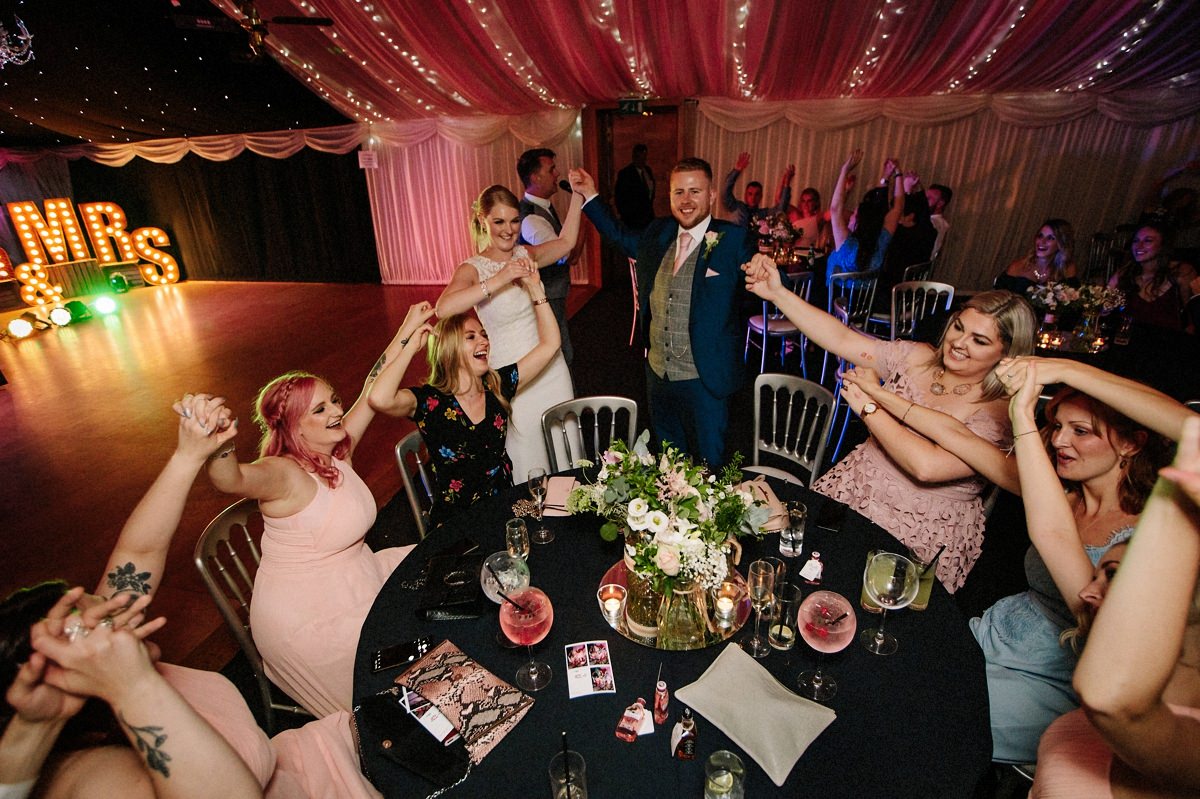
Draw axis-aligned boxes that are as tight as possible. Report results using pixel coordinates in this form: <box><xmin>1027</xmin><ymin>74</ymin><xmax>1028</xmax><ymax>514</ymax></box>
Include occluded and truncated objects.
<box><xmin>532</xmin><ymin>297</ymin><xmax>549</xmax><ymax>306</ymax></box>
<box><xmin>1012</xmin><ymin>430</ymin><xmax>1039</xmax><ymax>441</ymax></box>
<box><xmin>901</xmin><ymin>401</ymin><xmax>915</xmax><ymax>424</ymax></box>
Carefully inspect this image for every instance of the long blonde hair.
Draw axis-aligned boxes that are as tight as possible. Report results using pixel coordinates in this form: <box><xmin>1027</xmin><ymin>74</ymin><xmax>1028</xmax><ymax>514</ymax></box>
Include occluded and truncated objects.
<box><xmin>925</xmin><ymin>290</ymin><xmax>1037</xmax><ymax>402</ymax></box>
<box><xmin>470</xmin><ymin>185</ymin><xmax>521</xmax><ymax>253</ymax></box>
<box><xmin>425</xmin><ymin>314</ymin><xmax>511</xmax><ymax>418</ymax></box>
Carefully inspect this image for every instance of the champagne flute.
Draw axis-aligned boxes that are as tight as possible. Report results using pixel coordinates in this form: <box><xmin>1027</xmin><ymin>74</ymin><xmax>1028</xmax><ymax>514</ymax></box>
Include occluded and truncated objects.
<box><xmin>528</xmin><ymin>468</ymin><xmax>554</xmax><ymax>544</ymax></box>
<box><xmin>860</xmin><ymin>552</ymin><xmax>919</xmax><ymax>656</ymax></box>
<box><xmin>796</xmin><ymin>590</ymin><xmax>857</xmax><ymax>700</ymax></box>
<box><xmin>499</xmin><ymin>586</ymin><xmax>555</xmax><ymax>691</ymax></box>
<box><xmin>742</xmin><ymin>560</ymin><xmax>774</xmax><ymax>659</ymax></box>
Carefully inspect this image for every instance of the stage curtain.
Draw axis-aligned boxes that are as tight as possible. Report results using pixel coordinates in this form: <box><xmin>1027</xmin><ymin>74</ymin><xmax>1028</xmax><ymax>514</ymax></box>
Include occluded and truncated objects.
<box><xmin>0</xmin><ymin>157</ymin><xmax>73</xmax><ymax>260</ymax></box>
<box><xmin>691</xmin><ymin>102</ymin><xmax>1200</xmax><ymax>291</ymax></box>
<box><xmin>364</xmin><ymin>113</ymin><xmax>584</xmax><ymax>285</ymax></box>
<box><xmin>67</xmin><ymin>149</ymin><xmax>378</xmax><ymax>283</ymax></box>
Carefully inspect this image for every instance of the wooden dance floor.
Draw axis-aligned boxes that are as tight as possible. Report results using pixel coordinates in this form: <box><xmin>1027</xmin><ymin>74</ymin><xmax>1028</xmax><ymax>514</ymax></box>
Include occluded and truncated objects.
<box><xmin>0</xmin><ymin>281</ymin><xmax>592</xmax><ymax>669</ymax></box>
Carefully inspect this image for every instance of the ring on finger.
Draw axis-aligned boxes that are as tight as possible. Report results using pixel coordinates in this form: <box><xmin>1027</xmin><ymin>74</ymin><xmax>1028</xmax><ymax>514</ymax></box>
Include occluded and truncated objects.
<box><xmin>64</xmin><ymin>616</ymin><xmax>89</xmax><ymax>643</ymax></box>
<box><xmin>98</xmin><ymin>616</ymin><xmax>115</xmax><ymax>630</ymax></box>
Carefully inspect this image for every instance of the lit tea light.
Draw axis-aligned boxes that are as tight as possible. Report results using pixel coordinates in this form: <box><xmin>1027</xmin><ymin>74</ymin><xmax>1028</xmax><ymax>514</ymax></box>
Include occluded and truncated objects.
<box><xmin>597</xmin><ymin>583</ymin><xmax>627</xmax><ymax>624</ymax></box>
<box><xmin>714</xmin><ymin>581</ymin><xmax>741</xmax><ymax>622</ymax></box>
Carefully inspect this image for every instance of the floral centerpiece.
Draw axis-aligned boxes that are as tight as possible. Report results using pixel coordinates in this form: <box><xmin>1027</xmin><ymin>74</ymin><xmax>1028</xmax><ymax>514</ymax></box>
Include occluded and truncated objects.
<box><xmin>568</xmin><ymin>432</ymin><xmax>768</xmax><ymax>648</ymax></box>
<box><xmin>755</xmin><ymin>212</ymin><xmax>796</xmax><ymax>244</ymax></box>
<box><xmin>1025</xmin><ymin>282</ymin><xmax>1125</xmax><ymax>316</ymax></box>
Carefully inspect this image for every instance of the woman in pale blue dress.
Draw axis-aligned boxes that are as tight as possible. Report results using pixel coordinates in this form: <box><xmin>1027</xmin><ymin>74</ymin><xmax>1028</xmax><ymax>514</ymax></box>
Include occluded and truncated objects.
<box><xmin>436</xmin><ymin>183</ymin><xmax>582</xmax><ymax>480</ymax></box>
<box><xmin>844</xmin><ymin>357</ymin><xmax>1189</xmax><ymax>762</ymax></box>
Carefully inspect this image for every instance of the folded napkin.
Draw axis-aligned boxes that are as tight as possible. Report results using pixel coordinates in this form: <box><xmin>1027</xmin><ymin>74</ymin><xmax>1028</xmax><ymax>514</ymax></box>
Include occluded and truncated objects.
<box><xmin>543</xmin><ymin>475</ymin><xmax>577</xmax><ymax>517</ymax></box>
<box><xmin>676</xmin><ymin>643</ymin><xmax>836</xmax><ymax>786</ymax></box>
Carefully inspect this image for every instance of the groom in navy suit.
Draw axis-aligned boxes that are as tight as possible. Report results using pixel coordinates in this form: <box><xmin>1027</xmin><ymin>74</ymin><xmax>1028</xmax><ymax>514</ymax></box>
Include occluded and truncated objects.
<box><xmin>572</xmin><ymin>158</ymin><xmax>753</xmax><ymax>466</ymax></box>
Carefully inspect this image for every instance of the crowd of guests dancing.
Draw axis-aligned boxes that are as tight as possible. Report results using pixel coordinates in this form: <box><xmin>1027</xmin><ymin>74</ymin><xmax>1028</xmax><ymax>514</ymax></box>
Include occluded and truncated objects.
<box><xmin>3</xmin><ymin>146</ymin><xmax>1199</xmax><ymax>799</ymax></box>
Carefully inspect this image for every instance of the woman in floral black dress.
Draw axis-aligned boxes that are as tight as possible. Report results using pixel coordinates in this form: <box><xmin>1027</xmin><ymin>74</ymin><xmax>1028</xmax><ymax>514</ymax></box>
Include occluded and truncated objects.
<box><xmin>368</xmin><ymin>263</ymin><xmax>561</xmax><ymax>526</ymax></box>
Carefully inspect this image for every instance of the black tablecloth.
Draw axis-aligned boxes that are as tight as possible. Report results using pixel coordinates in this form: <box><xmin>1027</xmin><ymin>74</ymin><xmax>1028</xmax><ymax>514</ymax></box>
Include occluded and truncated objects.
<box><xmin>354</xmin><ymin>479</ymin><xmax>991</xmax><ymax>798</ymax></box>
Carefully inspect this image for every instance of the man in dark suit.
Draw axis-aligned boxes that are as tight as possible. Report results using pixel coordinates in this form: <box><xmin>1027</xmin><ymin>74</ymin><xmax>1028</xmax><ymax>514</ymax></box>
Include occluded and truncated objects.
<box><xmin>614</xmin><ymin>143</ymin><xmax>655</xmax><ymax>232</ymax></box>
<box><xmin>572</xmin><ymin>157</ymin><xmax>753</xmax><ymax>466</ymax></box>
<box><xmin>517</xmin><ymin>147</ymin><xmax>575</xmax><ymax>364</ymax></box>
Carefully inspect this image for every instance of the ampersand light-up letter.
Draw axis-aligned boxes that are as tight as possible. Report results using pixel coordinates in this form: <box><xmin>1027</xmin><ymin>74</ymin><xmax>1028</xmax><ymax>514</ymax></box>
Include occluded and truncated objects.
<box><xmin>6</xmin><ymin>200</ymin><xmax>93</xmax><ymax>265</ymax></box>
<box><xmin>79</xmin><ymin>202</ymin><xmax>137</xmax><ymax>263</ymax></box>
<box><xmin>13</xmin><ymin>260</ymin><xmax>66</xmax><ymax>307</ymax></box>
<box><xmin>131</xmin><ymin>227</ymin><xmax>179</xmax><ymax>285</ymax></box>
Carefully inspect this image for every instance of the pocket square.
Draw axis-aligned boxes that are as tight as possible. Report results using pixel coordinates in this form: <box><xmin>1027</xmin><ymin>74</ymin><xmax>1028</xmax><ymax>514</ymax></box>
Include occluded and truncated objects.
<box><xmin>705</xmin><ymin>268</ymin><xmax>720</xmax><ymax>277</ymax></box>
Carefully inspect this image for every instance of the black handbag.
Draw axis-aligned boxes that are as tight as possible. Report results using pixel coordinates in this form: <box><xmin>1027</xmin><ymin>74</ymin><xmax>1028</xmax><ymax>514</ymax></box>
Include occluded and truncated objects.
<box><xmin>353</xmin><ymin>687</ymin><xmax>471</xmax><ymax>796</ymax></box>
<box><xmin>415</xmin><ymin>550</ymin><xmax>487</xmax><ymax>621</ymax></box>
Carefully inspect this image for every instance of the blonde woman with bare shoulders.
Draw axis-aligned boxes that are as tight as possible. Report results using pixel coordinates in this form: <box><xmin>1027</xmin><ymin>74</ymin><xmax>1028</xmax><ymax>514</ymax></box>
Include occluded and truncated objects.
<box><xmin>436</xmin><ymin>180</ymin><xmax>583</xmax><ymax>480</ymax></box>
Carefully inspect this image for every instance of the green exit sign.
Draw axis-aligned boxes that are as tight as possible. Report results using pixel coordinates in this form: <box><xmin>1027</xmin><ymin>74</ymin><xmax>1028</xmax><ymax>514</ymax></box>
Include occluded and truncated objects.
<box><xmin>618</xmin><ymin>98</ymin><xmax>644</xmax><ymax>115</ymax></box>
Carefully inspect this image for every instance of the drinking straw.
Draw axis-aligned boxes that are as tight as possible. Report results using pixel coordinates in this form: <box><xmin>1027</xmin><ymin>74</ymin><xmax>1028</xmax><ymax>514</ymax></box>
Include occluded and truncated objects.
<box><xmin>921</xmin><ymin>545</ymin><xmax>947</xmax><ymax>576</ymax></box>
<box><xmin>485</xmin><ymin>562</ymin><xmax>530</xmax><ymax>612</ymax></box>
<box><xmin>561</xmin><ymin>730</ymin><xmax>570</xmax><ymax>787</ymax></box>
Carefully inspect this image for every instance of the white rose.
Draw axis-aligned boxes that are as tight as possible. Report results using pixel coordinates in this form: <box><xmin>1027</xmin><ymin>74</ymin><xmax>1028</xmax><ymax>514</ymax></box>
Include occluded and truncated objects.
<box><xmin>628</xmin><ymin>498</ymin><xmax>649</xmax><ymax>517</ymax></box>
<box><xmin>646</xmin><ymin>509</ymin><xmax>670</xmax><ymax>535</ymax></box>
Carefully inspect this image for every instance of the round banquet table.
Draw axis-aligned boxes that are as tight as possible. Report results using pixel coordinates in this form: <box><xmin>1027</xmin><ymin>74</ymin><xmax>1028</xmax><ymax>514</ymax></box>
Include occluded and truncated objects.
<box><xmin>354</xmin><ymin>476</ymin><xmax>992</xmax><ymax>798</ymax></box>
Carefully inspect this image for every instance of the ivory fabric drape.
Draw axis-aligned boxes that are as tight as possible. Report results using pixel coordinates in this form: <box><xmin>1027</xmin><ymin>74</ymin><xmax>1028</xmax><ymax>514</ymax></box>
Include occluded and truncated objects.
<box><xmin>692</xmin><ymin>98</ymin><xmax>1200</xmax><ymax>290</ymax></box>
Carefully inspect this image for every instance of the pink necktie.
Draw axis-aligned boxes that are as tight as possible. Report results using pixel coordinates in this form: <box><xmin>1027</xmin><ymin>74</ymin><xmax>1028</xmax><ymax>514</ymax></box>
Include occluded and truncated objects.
<box><xmin>673</xmin><ymin>231</ymin><xmax>693</xmax><ymax>275</ymax></box>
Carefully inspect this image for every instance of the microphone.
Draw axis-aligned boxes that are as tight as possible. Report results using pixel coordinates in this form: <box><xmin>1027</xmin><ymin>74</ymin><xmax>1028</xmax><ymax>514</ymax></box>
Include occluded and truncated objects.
<box><xmin>558</xmin><ymin>179</ymin><xmax>573</xmax><ymax>193</ymax></box>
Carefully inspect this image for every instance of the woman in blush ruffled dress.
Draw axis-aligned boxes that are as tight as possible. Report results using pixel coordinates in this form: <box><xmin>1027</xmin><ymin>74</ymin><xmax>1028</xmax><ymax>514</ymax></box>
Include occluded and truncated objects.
<box><xmin>744</xmin><ymin>253</ymin><xmax>1036</xmax><ymax>593</ymax></box>
<box><xmin>436</xmin><ymin>180</ymin><xmax>583</xmax><ymax>480</ymax></box>
<box><xmin>203</xmin><ymin>307</ymin><xmax>433</xmax><ymax>717</ymax></box>
<box><xmin>1032</xmin><ymin>416</ymin><xmax>1200</xmax><ymax>798</ymax></box>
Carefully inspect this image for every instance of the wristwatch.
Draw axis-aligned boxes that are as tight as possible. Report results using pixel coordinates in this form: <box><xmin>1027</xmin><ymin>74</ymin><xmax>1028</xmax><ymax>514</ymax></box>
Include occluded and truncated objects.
<box><xmin>861</xmin><ymin>402</ymin><xmax>879</xmax><ymax>417</ymax></box>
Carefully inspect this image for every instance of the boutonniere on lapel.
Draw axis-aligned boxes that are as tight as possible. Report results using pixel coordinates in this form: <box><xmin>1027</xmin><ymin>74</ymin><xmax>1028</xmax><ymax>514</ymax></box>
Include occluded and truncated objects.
<box><xmin>701</xmin><ymin>230</ymin><xmax>723</xmax><ymax>260</ymax></box>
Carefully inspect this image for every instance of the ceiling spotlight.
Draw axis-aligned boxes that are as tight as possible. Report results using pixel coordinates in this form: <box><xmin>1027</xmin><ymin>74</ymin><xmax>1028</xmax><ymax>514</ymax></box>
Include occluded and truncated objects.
<box><xmin>6</xmin><ymin>317</ymin><xmax>33</xmax><ymax>338</ymax></box>
<box><xmin>93</xmin><ymin>296</ymin><xmax>118</xmax><ymax>315</ymax></box>
<box><xmin>49</xmin><ymin>306</ymin><xmax>73</xmax><ymax>326</ymax></box>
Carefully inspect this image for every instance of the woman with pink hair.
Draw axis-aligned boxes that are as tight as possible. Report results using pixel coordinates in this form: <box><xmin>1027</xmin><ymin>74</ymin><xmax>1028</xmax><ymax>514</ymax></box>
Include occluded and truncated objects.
<box><xmin>204</xmin><ymin>302</ymin><xmax>435</xmax><ymax>717</ymax></box>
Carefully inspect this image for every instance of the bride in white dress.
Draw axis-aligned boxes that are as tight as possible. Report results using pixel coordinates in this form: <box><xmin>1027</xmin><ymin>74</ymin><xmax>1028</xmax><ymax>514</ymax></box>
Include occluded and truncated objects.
<box><xmin>436</xmin><ymin>182</ymin><xmax>582</xmax><ymax>480</ymax></box>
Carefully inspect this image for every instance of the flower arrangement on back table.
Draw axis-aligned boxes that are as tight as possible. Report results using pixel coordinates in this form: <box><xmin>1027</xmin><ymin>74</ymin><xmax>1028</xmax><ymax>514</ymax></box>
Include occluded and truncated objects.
<box><xmin>567</xmin><ymin>431</ymin><xmax>768</xmax><ymax>594</ymax></box>
<box><xmin>1025</xmin><ymin>282</ymin><xmax>1125</xmax><ymax>316</ymax></box>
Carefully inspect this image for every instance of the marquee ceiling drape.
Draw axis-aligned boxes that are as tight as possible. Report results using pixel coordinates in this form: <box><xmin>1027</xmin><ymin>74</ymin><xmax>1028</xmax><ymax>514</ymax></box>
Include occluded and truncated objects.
<box><xmin>218</xmin><ymin>0</ymin><xmax>1200</xmax><ymax>125</ymax></box>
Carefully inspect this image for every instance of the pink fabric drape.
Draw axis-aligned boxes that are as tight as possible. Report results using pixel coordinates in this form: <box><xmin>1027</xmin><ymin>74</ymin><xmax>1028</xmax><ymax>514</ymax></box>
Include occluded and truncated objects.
<box><xmin>214</xmin><ymin>0</ymin><xmax>1198</xmax><ymax>123</ymax></box>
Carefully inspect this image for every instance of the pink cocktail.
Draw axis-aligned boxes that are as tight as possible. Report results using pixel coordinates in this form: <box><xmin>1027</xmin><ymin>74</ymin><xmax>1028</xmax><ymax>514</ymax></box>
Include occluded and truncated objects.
<box><xmin>499</xmin><ymin>587</ymin><xmax>554</xmax><ymax>691</ymax></box>
<box><xmin>797</xmin><ymin>590</ymin><xmax>856</xmax><ymax>701</ymax></box>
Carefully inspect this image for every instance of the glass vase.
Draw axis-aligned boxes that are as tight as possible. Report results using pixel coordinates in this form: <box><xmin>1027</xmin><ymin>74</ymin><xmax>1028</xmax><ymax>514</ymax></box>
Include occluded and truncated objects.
<box><xmin>657</xmin><ymin>579</ymin><xmax>710</xmax><ymax>651</ymax></box>
<box><xmin>623</xmin><ymin>568</ymin><xmax>661</xmax><ymax>640</ymax></box>
<box><xmin>1072</xmin><ymin>309</ymin><xmax>1101</xmax><ymax>351</ymax></box>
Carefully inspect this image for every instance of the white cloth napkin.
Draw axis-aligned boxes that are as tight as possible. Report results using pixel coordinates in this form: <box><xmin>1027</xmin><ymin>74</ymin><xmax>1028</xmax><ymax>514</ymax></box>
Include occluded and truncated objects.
<box><xmin>675</xmin><ymin>643</ymin><xmax>836</xmax><ymax>786</ymax></box>
<box><xmin>543</xmin><ymin>476</ymin><xmax>576</xmax><ymax>517</ymax></box>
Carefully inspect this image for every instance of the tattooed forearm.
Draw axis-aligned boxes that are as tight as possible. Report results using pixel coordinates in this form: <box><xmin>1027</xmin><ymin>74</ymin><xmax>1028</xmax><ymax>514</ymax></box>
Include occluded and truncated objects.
<box><xmin>366</xmin><ymin>354</ymin><xmax>387</xmax><ymax>383</ymax></box>
<box><xmin>107</xmin><ymin>562</ymin><xmax>153</xmax><ymax>595</ymax></box>
<box><xmin>121</xmin><ymin>714</ymin><xmax>172</xmax><ymax>777</ymax></box>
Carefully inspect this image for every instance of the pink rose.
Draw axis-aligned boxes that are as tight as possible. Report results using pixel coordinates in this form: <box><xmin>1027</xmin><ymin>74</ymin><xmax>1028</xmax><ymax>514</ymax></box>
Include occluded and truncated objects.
<box><xmin>449</xmin><ymin>479</ymin><xmax>463</xmax><ymax>492</ymax></box>
<box><xmin>426</xmin><ymin>397</ymin><xmax>439</xmax><ymax>410</ymax></box>
<box><xmin>655</xmin><ymin>546</ymin><xmax>680</xmax><ymax>576</ymax></box>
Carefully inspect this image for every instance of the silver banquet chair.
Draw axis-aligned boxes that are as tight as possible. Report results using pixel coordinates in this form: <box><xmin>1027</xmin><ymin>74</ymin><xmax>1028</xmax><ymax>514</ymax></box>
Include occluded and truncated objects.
<box><xmin>745</xmin><ymin>373</ymin><xmax>835</xmax><ymax>487</ymax></box>
<box><xmin>193</xmin><ymin>498</ymin><xmax>312</xmax><ymax>735</ymax></box>
<box><xmin>820</xmin><ymin>269</ymin><xmax>879</xmax><ymax>385</ymax></box>
<box><xmin>542</xmin><ymin>396</ymin><xmax>639</xmax><ymax>472</ymax></box>
<box><xmin>744</xmin><ymin>270</ymin><xmax>813</xmax><ymax>376</ymax></box>
<box><xmin>395</xmin><ymin>429</ymin><xmax>435</xmax><ymax>539</ymax></box>
<box><xmin>867</xmin><ymin>280</ymin><xmax>955</xmax><ymax>340</ymax></box>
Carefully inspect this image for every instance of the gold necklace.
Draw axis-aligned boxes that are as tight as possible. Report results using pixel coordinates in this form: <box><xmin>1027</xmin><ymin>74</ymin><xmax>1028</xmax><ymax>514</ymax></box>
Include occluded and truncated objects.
<box><xmin>930</xmin><ymin>367</ymin><xmax>976</xmax><ymax>396</ymax></box>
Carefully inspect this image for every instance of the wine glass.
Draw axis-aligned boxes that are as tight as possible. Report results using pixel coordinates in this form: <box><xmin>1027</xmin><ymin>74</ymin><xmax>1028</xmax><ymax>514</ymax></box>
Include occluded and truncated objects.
<box><xmin>505</xmin><ymin>518</ymin><xmax>530</xmax><ymax>560</ymax></box>
<box><xmin>499</xmin><ymin>586</ymin><xmax>555</xmax><ymax>691</ymax></box>
<box><xmin>742</xmin><ymin>560</ymin><xmax>775</xmax><ymax>659</ymax></box>
<box><xmin>796</xmin><ymin>590</ymin><xmax>857</xmax><ymax>701</ymax></box>
<box><xmin>860</xmin><ymin>552</ymin><xmax>918</xmax><ymax>656</ymax></box>
<box><xmin>481</xmin><ymin>551</ymin><xmax>530</xmax><ymax>648</ymax></box>
<box><xmin>527</xmin><ymin>468</ymin><xmax>554</xmax><ymax>544</ymax></box>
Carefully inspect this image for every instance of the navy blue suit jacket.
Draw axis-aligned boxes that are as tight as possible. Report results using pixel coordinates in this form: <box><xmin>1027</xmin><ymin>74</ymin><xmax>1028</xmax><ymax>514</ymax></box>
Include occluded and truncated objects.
<box><xmin>584</xmin><ymin>198</ymin><xmax>753</xmax><ymax>399</ymax></box>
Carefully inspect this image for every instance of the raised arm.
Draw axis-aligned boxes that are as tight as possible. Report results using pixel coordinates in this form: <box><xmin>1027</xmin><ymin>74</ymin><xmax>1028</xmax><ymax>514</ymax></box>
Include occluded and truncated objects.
<box><xmin>33</xmin><ymin>622</ymin><xmax>265</xmax><ymax>799</ymax></box>
<box><xmin>743</xmin><ymin>253</ymin><xmax>886</xmax><ymax>367</ymax></box>
<box><xmin>365</xmin><ymin>302</ymin><xmax>437</xmax><ymax>420</ymax></box>
<box><xmin>513</xmin><ymin>267</ymin><xmax>561</xmax><ymax>385</ymax></box>
<box><xmin>98</xmin><ymin>395</ymin><xmax>238</xmax><ymax>599</ymax></box>
<box><xmin>722</xmin><ymin>152</ymin><xmax>750</xmax><ymax>215</ymax></box>
<box><xmin>571</xmin><ymin>167</ymin><xmax>642</xmax><ymax>260</ymax></box>
<box><xmin>435</xmin><ymin>258</ymin><xmax>529</xmax><ymax>319</ymax></box>
<box><xmin>840</xmin><ymin>367</ymin><xmax>1010</xmax><ymax>484</ymax></box>
<box><xmin>829</xmin><ymin>149</ymin><xmax>862</xmax><ymax>250</ymax></box>
<box><xmin>522</xmin><ymin>183</ymin><xmax>583</xmax><ymax>267</ymax></box>
<box><xmin>769</xmin><ymin>164</ymin><xmax>795</xmax><ymax>214</ymax></box>
<box><xmin>1006</xmin><ymin>363</ymin><xmax>1096</xmax><ymax>615</ymax></box>
<box><xmin>1073</xmin><ymin>416</ymin><xmax>1200</xmax><ymax>792</ymax></box>
<box><xmin>843</xmin><ymin>370</ymin><xmax>1021</xmax><ymax>492</ymax></box>
<box><xmin>339</xmin><ymin>301</ymin><xmax>437</xmax><ymax>448</ymax></box>
<box><xmin>881</xmin><ymin>163</ymin><xmax>905</xmax><ymax>236</ymax></box>
<box><xmin>1002</xmin><ymin>356</ymin><xmax>1195</xmax><ymax>443</ymax></box>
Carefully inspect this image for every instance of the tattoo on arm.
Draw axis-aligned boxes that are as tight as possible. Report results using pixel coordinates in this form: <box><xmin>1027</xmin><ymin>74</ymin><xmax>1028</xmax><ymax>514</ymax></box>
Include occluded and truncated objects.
<box><xmin>366</xmin><ymin>354</ymin><xmax>387</xmax><ymax>384</ymax></box>
<box><xmin>106</xmin><ymin>562</ymin><xmax>153</xmax><ymax>595</ymax></box>
<box><xmin>121</xmin><ymin>714</ymin><xmax>172</xmax><ymax>777</ymax></box>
